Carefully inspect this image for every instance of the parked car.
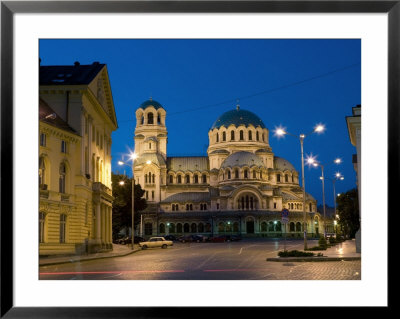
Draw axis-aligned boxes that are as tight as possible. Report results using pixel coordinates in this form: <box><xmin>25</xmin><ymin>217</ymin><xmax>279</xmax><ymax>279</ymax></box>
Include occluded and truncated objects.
<box><xmin>210</xmin><ymin>236</ymin><xmax>227</xmax><ymax>243</ymax></box>
<box><xmin>224</xmin><ymin>235</ymin><xmax>242</xmax><ymax>242</ymax></box>
<box><xmin>178</xmin><ymin>235</ymin><xmax>193</xmax><ymax>243</ymax></box>
<box><xmin>139</xmin><ymin>237</ymin><xmax>174</xmax><ymax>249</ymax></box>
<box><xmin>164</xmin><ymin>235</ymin><xmax>177</xmax><ymax>241</ymax></box>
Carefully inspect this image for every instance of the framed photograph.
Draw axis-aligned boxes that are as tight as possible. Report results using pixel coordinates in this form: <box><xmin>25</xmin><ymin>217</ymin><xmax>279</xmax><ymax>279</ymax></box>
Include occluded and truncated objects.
<box><xmin>1</xmin><ymin>0</ymin><xmax>395</xmax><ymax>317</ymax></box>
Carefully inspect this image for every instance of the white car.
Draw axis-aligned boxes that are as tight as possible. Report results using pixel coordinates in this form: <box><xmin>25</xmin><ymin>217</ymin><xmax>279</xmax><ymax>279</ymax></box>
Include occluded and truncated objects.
<box><xmin>139</xmin><ymin>237</ymin><xmax>173</xmax><ymax>249</ymax></box>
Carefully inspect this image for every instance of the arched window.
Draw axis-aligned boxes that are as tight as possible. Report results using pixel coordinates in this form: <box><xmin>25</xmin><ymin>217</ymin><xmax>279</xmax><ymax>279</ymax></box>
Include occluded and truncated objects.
<box><xmin>176</xmin><ymin>204</ymin><xmax>179</xmax><ymax>211</ymax></box>
<box><xmin>177</xmin><ymin>175</ymin><xmax>182</xmax><ymax>184</ymax></box>
<box><xmin>261</xmin><ymin>221</ymin><xmax>267</xmax><ymax>232</ymax></box>
<box><xmin>202</xmin><ymin>174</ymin><xmax>207</xmax><ymax>184</ymax></box>
<box><xmin>145</xmin><ymin>174</ymin><xmax>148</xmax><ymax>184</ymax></box>
<box><xmin>268</xmin><ymin>221</ymin><xmax>274</xmax><ymax>232</ymax></box>
<box><xmin>231</xmin><ymin>131</ymin><xmax>235</xmax><ymax>141</ymax></box>
<box><xmin>194</xmin><ymin>175</ymin><xmax>199</xmax><ymax>183</ymax></box>
<box><xmin>260</xmin><ymin>171</ymin><xmax>263</xmax><ymax>179</ymax></box>
<box><xmin>203</xmin><ymin>203</ymin><xmax>207</xmax><ymax>210</ymax></box>
<box><xmin>59</xmin><ymin>214</ymin><xmax>67</xmax><ymax>243</ymax></box>
<box><xmin>240</xmin><ymin>130</ymin><xmax>244</xmax><ymax>140</ymax></box>
<box><xmin>169</xmin><ymin>223</ymin><xmax>175</xmax><ymax>233</ymax></box>
<box><xmin>292</xmin><ymin>175</ymin><xmax>295</xmax><ymax>182</ymax></box>
<box><xmin>169</xmin><ymin>175</ymin><xmax>173</xmax><ymax>184</ymax></box>
<box><xmin>152</xmin><ymin>174</ymin><xmax>155</xmax><ymax>184</ymax></box>
<box><xmin>159</xmin><ymin>223</ymin><xmax>165</xmax><ymax>233</ymax></box>
<box><xmin>157</xmin><ymin>115</ymin><xmax>161</xmax><ymax>124</ymax></box>
<box><xmin>309</xmin><ymin>203</ymin><xmax>313</xmax><ymax>212</ymax></box>
<box><xmin>149</xmin><ymin>142</ymin><xmax>151</xmax><ymax>149</ymax></box>
<box><xmin>39</xmin><ymin>212</ymin><xmax>46</xmax><ymax>243</ymax></box>
<box><xmin>248</xmin><ymin>131</ymin><xmax>252</xmax><ymax>140</ymax></box>
<box><xmin>184</xmin><ymin>223</ymin><xmax>190</xmax><ymax>233</ymax></box>
<box><xmin>253</xmin><ymin>170</ymin><xmax>257</xmax><ymax>179</ymax></box>
<box><xmin>141</xmin><ymin>116</ymin><xmax>144</xmax><ymax>124</ymax></box>
<box><xmin>262</xmin><ymin>133</ymin><xmax>265</xmax><ymax>141</ymax></box>
<box><xmin>191</xmin><ymin>223</ymin><xmax>197</xmax><ymax>233</ymax></box>
<box><xmin>277</xmin><ymin>174</ymin><xmax>281</xmax><ymax>182</ymax></box>
<box><xmin>285</xmin><ymin>174</ymin><xmax>289</xmax><ymax>182</ymax></box>
<box><xmin>190</xmin><ymin>204</ymin><xmax>193</xmax><ymax>210</ymax></box>
<box><xmin>172</xmin><ymin>204</ymin><xmax>175</xmax><ymax>211</ymax></box>
<box><xmin>218</xmin><ymin>222</ymin><xmax>225</xmax><ymax>233</ymax></box>
<box><xmin>290</xmin><ymin>222</ymin><xmax>295</xmax><ymax>232</ymax></box>
<box><xmin>244</xmin><ymin>169</ymin><xmax>248</xmax><ymax>178</ymax></box>
<box><xmin>59</xmin><ymin>162</ymin><xmax>66</xmax><ymax>193</ymax></box>
<box><xmin>186</xmin><ymin>204</ymin><xmax>189</xmax><ymax>211</ymax></box>
<box><xmin>177</xmin><ymin>223</ymin><xmax>183</xmax><ymax>233</ymax></box>
<box><xmin>216</xmin><ymin>133</ymin><xmax>219</xmax><ymax>142</ymax></box>
<box><xmin>147</xmin><ymin>112</ymin><xmax>154</xmax><ymax>124</ymax></box>
<box><xmin>235</xmin><ymin>169</ymin><xmax>239</xmax><ymax>179</ymax></box>
<box><xmin>256</xmin><ymin>131</ymin><xmax>259</xmax><ymax>141</ymax></box>
<box><xmin>198</xmin><ymin>223</ymin><xmax>204</xmax><ymax>233</ymax></box>
<box><xmin>296</xmin><ymin>222</ymin><xmax>302</xmax><ymax>232</ymax></box>
<box><xmin>223</xmin><ymin>132</ymin><xmax>226</xmax><ymax>141</ymax></box>
<box><xmin>227</xmin><ymin>170</ymin><xmax>231</xmax><ymax>179</ymax></box>
<box><xmin>186</xmin><ymin>175</ymin><xmax>190</xmax><ymax>184</ymax></box>
<box><xmin>39</xmin><ymin>157</ymin><xmax>46</xmax><ymax>186</ymax></box>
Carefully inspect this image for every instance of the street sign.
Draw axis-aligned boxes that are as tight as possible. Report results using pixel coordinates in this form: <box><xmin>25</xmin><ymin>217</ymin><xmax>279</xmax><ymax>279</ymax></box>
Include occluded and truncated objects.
<box><xmin>281</xmin><ymin>209</ymin><xmax>289</xmax><ymax>223</ymax></box>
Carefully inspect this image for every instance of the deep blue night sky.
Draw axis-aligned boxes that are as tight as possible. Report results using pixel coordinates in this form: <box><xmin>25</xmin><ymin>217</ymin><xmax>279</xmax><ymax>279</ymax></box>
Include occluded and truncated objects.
<box><xmin>39</xmin><ymin>39</ymin><xmax>361</xmax><ymax>207</ymax></box>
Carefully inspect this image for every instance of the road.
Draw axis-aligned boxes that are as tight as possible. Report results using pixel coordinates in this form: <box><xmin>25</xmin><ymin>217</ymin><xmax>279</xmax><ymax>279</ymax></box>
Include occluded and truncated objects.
<box><xmin>39</xmin><ymin>239</ymin><xmax>361</xmax><ymax>280</ymax></box>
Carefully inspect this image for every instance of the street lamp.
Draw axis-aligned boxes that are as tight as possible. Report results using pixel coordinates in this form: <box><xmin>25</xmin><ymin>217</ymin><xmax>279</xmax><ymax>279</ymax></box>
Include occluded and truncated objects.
<box><xmin>307</xmin><ymin>157</ymin><xmax>342</xmax><ymax>238</ymax></box>
<box><xmin>274</xmin><ymin>124</ymin><xmax>325</xmax><ymax>250</ymax></box>
<box><xmin>118</xmin><ymin>152</ymin><xmax>137</xmax><ymax>250</ymax></box>
<box><xmin>332</xmin><ymin>173</ymin><xmax>344</xmax><ymax>236</ymax></box>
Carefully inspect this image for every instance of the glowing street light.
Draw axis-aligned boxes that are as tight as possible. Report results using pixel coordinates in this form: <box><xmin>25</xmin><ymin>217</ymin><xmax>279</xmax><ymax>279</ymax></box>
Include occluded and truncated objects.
<box><xmin>273</xmin><ymin>123</ymin><xmax>325</xmax><ymax>250</ymax></box>
<box><xmin>309</xmin><ymin>157</ymin><xmax>342</xmax><ymax>237</ymax></box>
<box><xmin>118</xmin><ymin>153</ymin><xmax>137</xmax><ymax>250</ymax></box>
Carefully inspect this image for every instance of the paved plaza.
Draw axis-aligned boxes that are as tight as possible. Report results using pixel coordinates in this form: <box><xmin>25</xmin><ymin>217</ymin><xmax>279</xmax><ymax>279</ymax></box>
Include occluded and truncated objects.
<box><xmin>39</xmin><ymin>238</ymin><xmax>361</xmax><ymax>280</ymax></box>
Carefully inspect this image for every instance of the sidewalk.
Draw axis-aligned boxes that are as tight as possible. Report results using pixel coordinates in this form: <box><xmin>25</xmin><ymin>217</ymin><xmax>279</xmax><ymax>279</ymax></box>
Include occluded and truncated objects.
<box><xmin>267</xmin><ymin>239</ymin><xmax>361</xmax><ymax>262</ymax></box>
<box><xmin>39</xmin><ymin>244</ymin><xmax>141</xmax><ymax>267</ymax></box>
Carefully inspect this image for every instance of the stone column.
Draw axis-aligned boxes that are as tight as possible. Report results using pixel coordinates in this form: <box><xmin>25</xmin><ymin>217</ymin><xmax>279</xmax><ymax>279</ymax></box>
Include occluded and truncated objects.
<box><xmin>109</xmin><ymin>206</ymin><xmax>113</xmax><ymax>243</ymax></box>
<box><xmin>95</xmin><ymin>202</ymin><xmax>101</xmax><ymax>243</ymax></box>
<box><xmin>101</xmin><ymin>204</ymin><xmax>106</xmax><ymax>243</ymax></box>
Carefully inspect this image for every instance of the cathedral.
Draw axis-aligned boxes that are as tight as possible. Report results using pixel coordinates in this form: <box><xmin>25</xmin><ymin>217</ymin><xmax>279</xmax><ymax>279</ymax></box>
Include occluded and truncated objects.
<box><xmin>133</xmin><ymin>99</ymin><xmax>321</xmax><ymax>238</ymax></box>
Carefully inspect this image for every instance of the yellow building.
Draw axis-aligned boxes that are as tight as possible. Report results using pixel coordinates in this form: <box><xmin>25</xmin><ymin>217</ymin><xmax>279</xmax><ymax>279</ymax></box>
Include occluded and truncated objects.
<box><xmin>39</xmin><ymin>61</ymin><xmax>118</xmax><ymax>255</ymax></box>
<box><xmin>133</xmin><ymin>99</ymin><xmax>320</xmax><ymax>238</ymax></box>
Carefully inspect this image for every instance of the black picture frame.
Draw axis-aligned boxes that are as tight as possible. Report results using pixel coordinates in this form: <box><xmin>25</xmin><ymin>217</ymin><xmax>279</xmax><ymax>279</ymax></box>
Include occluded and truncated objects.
<box><xmin>1</xmin><ymin>0</ymin><xmax>395</xmax><ymax>317</ymax></box>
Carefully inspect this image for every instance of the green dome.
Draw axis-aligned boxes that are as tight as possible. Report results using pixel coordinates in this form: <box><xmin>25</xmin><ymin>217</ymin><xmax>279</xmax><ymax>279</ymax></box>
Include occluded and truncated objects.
<box><xmin>211</xmin><ymin>108</ymin><xmax>266</xmax><ymax>130</ymax></box>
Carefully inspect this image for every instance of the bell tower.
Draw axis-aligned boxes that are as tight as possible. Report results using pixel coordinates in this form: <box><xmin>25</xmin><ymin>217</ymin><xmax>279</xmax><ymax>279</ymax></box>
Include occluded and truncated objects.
<box><xmin>134</xmin><ymin>98</ymin><xmax>167</xmax><ymax>159</ymax></box>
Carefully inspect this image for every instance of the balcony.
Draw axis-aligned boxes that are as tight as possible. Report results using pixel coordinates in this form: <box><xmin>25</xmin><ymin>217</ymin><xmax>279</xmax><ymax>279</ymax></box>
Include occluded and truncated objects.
<box><xmin>92</xmin><ymin>182</ymin><xmax>113</xmax><ymax>199</ymax></box>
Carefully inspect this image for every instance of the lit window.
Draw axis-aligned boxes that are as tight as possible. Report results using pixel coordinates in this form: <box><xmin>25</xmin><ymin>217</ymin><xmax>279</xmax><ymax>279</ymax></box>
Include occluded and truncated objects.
<box><xmin>59</xmin><ymin>162</ymin><xmax>66</xmax><ymax>193</ymax></box>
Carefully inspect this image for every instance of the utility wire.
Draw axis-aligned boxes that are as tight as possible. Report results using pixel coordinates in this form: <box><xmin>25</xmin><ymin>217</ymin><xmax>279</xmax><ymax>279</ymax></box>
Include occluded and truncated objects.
<box><xmin>118</xmin><ymin>62</ymin><xmax>360</xmax><ymax>123</ymax></box>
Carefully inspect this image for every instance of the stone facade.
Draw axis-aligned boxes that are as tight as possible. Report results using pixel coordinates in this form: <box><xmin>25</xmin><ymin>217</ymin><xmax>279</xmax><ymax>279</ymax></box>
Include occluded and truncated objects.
<box><xmin>39</xmin><ymin>62</ymin><xmax>117</xmax><ymax>255</ymax></box>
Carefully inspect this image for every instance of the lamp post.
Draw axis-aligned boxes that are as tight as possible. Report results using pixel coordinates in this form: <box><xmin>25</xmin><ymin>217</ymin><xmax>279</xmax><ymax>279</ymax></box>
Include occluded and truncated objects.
<box><xmin>307</xmin><ymin>157</ymin><xmax>342</xmax><ymax>238</ymax></box>
<box><xmin>274</xmin><ymin>124</ymin><xmax>325</xmax><ymax>250</ymax></box>
<box><xmin>118</xmin><ymin>152</ymin><xmax>137</xmax><ymax>250</ymax></box>
<box><xmin>332</xmin><ymin>173</ymin><xmax>344</xmax><ymax>236</ymax></box>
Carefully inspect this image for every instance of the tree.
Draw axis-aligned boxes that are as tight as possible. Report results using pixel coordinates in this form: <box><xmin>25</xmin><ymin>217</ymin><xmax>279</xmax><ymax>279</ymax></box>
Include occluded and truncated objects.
<box><xmin>336</xmin><ymin>188</ymin><xmax>360</xmax><ymax>238</ymax></box>
<box><xmin>111</xmin><ymin>173</ymin><xmax>147</xmax><ymax>237</ymax></box>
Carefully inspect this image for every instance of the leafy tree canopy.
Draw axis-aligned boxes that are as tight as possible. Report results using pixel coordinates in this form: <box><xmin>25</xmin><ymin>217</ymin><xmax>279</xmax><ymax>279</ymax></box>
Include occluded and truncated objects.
<box><xmin>111</xmin><ymin>173</ymin><xmax>147</xmax><ymax>237</ymax></box>
<box><xmin>336</xmin><ymin>188</ymin><xmax>360</xmax><ymax>238</ymax></box>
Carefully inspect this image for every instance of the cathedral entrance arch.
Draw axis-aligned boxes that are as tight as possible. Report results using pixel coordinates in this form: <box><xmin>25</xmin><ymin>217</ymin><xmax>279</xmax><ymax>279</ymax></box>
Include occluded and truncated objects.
<box><xmin>245</xmin><ymin>217</ymin><xmax>255</xmax><ymax>234</ymax></box>
<box><xmin>232</xmin><ymin>187</ymin><xmax>263</xmax><ymax>211</ymax></box>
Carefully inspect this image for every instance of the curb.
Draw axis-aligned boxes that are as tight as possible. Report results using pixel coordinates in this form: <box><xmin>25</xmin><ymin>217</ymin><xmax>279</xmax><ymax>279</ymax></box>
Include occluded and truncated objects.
<box><xmin>266</xmin><ymin>256</ymin><xmax>361</xmax><ymax>262</ymax></box>
<box><xmin>39</xmin><ymin>249</ymin><xmax>141</xmax><ymax>267</ymax></box>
